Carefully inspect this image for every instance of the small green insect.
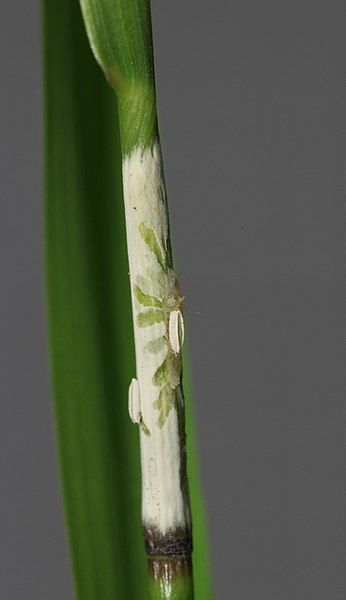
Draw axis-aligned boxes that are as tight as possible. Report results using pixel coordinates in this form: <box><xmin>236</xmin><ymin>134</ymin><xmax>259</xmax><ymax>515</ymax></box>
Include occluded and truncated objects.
<box><xmin>135</xmin><ymin>222</ymin><xmax>185</xmax><ymax>427</ymax></box>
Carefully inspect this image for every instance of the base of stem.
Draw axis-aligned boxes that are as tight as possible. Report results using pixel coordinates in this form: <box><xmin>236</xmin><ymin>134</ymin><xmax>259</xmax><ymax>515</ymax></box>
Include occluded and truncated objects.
<box><xmin>148</xmin><ymin>557</ymin><xmax>194</xmax><ymax>600</ymax></box>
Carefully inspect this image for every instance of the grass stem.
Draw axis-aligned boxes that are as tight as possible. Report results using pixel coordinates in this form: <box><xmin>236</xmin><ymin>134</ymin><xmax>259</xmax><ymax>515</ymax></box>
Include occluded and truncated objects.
<box><xmin>79</xmin><ymin>1</ymin><xmax>194</xmax><ymax>597</ymax></box>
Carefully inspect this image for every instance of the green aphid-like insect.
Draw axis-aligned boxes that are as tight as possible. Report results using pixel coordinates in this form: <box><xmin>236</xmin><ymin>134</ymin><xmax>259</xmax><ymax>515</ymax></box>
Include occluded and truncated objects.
<box><xmin>135</xmin><ymin>223</ymin><xmax>185</xmax><ymax>427</ymax></box>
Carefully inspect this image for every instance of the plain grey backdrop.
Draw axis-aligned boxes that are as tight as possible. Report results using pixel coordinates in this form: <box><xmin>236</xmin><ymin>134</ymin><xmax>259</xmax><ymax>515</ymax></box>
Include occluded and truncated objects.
<box><xmin>2</xmin><ymin>1</ymin><xmax>346</xmax><ymax>598</ymax></box>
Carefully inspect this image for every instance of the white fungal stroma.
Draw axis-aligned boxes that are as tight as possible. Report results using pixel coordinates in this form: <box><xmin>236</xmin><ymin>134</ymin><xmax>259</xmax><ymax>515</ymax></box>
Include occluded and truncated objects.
<box><xmin>122</xmin><ymin>141</ymin><xmax>191</xmax><ymax>534</ymax></box>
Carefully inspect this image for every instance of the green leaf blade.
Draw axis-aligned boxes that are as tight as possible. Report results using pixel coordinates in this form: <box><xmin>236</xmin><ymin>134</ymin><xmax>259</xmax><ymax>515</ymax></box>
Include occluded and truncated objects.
<box><xmin>43</xmin><ymin>1</ymin><xmax>148</xmax><ymax>597</ymax></box>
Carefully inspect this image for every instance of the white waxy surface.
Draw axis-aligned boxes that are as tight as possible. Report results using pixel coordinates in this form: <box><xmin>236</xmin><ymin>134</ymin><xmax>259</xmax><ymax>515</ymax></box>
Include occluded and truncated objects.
<box><xmin>122</xmin><ymin>142</ymin><xmax>191</xmax><ymax>535</ymax></box>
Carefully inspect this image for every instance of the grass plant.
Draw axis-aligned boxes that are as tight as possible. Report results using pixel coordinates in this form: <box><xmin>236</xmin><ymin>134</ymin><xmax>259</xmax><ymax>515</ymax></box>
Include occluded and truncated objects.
<box><xmin>43</xmin><ymin>1</ymin><xmax>212</xmax><ymax>598</ymax></box>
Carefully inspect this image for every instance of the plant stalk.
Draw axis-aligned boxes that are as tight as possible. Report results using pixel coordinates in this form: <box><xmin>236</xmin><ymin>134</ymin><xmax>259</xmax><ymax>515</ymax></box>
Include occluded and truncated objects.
<box><xmin>79</xmin><ymin>1</ymin><xmax>193</xmax><ymax>597</ymax></box>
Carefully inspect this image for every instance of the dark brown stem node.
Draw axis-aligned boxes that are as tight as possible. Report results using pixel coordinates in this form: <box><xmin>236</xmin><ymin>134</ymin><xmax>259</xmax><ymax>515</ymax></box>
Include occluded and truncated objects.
<box><xmin>143</xmin><ymin>525</ymin><xmax>192</xmax><ymax>558</ymax></box>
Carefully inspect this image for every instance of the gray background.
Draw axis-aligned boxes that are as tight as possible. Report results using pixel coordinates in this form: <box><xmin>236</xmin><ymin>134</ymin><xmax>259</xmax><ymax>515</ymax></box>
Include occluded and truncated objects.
<box><xmin>2</xmin><ymin>0</ymin><xmax>346</xmax><ymax>598</ymax></box>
